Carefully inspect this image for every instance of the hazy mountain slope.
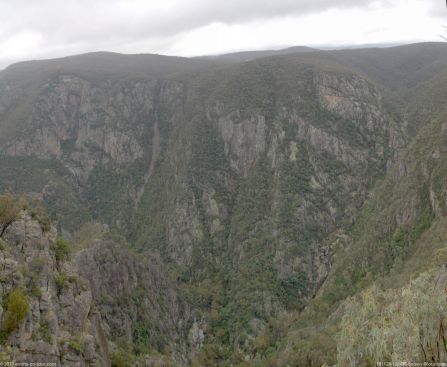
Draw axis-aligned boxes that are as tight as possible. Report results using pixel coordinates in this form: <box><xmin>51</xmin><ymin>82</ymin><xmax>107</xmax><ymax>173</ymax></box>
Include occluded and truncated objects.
<box><xmin>0</xmin><ymin>73</ymin><xmax>189</xmax><ymax>230</ymax></box>
<box><xmin>198</xmin><ymin>46</ymin><xmax>316</xmax><ymax>62</ymax></box>
<box><xmin>328</xmin><ymin>42</ymin><xmax>447</xmax><ymax>134</ymax></box>
<box><xmin>131</xmin><ymin>52</ymin><xmax>408</xmax><ymax>363</ymax></box>
<box><xmin>263</xmin><ymin>106</ymin><xmax>447</xmax><ymax>367</ymax></box>
<box><xmin>327</xmin><ymin>43</ymin><xmax>447</xmax><ymax>91</ymax></box>
<box><xmin>0</xmin><ymin>52</ymin><xmax>220</xmax><ymax>83</ymax></box>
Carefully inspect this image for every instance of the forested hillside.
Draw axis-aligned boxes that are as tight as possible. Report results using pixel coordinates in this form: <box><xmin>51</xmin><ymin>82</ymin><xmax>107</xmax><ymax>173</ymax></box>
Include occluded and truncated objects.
<box><xmin>0</xmin><ymin>42</ymin><xmax>447</xmax><ymax>366</ymax></box>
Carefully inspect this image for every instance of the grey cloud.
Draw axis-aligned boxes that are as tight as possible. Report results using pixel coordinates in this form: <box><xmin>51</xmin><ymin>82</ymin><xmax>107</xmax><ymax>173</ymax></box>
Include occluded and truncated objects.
<box><xmin>427</xmin><ymin>0</ymin><xmax>447</xmax><ymax>18</ymax></box>
<box><xmin>0</xmin><ymin>0</ymin><xmax>429</xmax><ymax>69</ymax></box>
<box><xmin>0</xmin><ymin>0</ymin><xmax>382</xmax><ymax>44</ymax></box>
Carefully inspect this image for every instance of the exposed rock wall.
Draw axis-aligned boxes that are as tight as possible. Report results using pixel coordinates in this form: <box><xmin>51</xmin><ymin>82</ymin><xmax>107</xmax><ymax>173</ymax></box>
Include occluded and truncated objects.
<box><xmin>76</xmin><ymin>240</ymin><xmax>193</xmax><ymax>366</ymax></box>
<box><xmin>0</xmin><ymin>212</ymin><xmax>109</xmax><ymax>365</ymax></box>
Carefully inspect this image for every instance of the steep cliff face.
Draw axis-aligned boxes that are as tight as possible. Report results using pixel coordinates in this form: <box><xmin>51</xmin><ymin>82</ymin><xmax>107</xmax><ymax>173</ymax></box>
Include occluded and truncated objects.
<box><xmin>130</xmin><ymin>57</ymin><xmax>410</xmax><ymax>362</ymax></box>
<box><xmin>76</xmin><ymin>240</ymin><xmax>193</xmax><ymax>365</ymax></box>
<box><xmin>0</xmin><ymin>212</ymin><xmax>109</xmax><ymax>365</ymax></box>
<box><xmin>0</xmin><ymin>210</ymin><xmax>196</xmax><ymax>366</ymax></box>
<box><xmin>0</xmin><ymin>73</ymin><xmax>186</xmax><ymax>230</ymax></box>
<box><xmin>271</xmin><ymin>107</ymin><xmax>447</xmax><ymax>367</ymax></box>
<box><xmin>216</xmin><ymin>69</ymin><xmax>395</xmax><ymax>281</ymax></box>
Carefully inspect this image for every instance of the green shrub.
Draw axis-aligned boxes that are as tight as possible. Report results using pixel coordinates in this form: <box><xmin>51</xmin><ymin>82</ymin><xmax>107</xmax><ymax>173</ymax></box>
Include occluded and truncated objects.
<box><xmin>38</xmin><ymin>215</ymin><xmax>51</xmax><ymax>232</ymax></box>
<box><xmin>276</xmin><ymin>273</ymin><xmax>308</xmax><ymax>310</ymax></box>
<box><xmin>39</xmin><ymin>320</ymin><xmax>51</xmax><ymax>343</ymax></box>
<box><xmin>0</xmin><ymin>194</ymin><xmax>21</xmax><ymax>238</ymax></box>
<box><xmin>3</xmin><ymin>289</ymin><xmax>29</xmax><ymax>333</ymax></box>
<box><xmin>68</xmin><ymin>334</ymin><xmax>84</xmax><ymax>354</ymax></box>
<box><xmin>30</xmin><ymin>257</ymin><xmax>45</xmax><ymax>273</ymax></box>
<box><xmin>111</xmin><ymin>349</ymin><xmax>133</xmax><ymax>367</ymax></box>
<box><xmin>30</xmin><ymin>207</ymin><xmax>52</xmax><ymax>232</ymax></box>
<box><xmin>67</xmin><ymin>274</ymin><xmax>87</xmax><ymax>291</ymax></box>
<box><xmin>27</xmin><ymin>257</ymin><xmax>46</xmax><ymax>296</ymax></box>
<box><xmin>55</xmin><ymin>273</ymin><xmax>66</xmax><ymax>293</ymax></box>
<box><xmin>31</xmin><ymin>287</ymin><xmax>42</xmax><ymax>298</ymax></box>
<box><xmin>51</xmin><ymin>237</ymin><xmax>71</xmax><ymax>262</ymax></box>
<box><xmin>133</xmin><ymin>325</ymin><xmax>152</xmax><ymax>354</ymax></box>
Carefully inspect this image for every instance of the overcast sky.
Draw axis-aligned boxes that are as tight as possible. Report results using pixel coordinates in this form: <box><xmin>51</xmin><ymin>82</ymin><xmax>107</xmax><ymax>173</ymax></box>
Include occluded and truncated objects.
<box><xmin>0</xmin><ymin>0</ymin><xmax>446</xmax><ymax>69</ymax></box>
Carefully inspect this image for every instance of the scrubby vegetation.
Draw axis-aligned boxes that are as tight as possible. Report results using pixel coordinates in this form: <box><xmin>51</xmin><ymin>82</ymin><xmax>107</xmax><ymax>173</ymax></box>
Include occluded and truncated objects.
<box><xmin>338</xmin><ymin>268</ymin><xmax>447</xmax><ymax>364</ymax></box>
<box><xmin>0</xmin><ymin>194</ymin><xmax>21</xmax><ymax>237</ymax></box>
<box><xmin>68</xmin><ymin>334</ymin><xmax>85</xmax><ymax>354</ymax></box>
<box><xmin>2</xmin><ymin>289</ymin><xmax>29</xmax><ymax>334</ymax></box>
<box><xmin>51</xmin><ymin>237</ymin><xmax>71</xmax><ymax>262</ymax></box>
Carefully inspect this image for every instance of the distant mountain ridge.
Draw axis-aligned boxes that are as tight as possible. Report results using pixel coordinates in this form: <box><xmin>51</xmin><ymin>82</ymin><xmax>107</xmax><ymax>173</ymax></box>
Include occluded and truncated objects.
<box><xmin>196</xmin><ymin>45</ymin><xmax>316</xmax><ymax>62</ymax></box>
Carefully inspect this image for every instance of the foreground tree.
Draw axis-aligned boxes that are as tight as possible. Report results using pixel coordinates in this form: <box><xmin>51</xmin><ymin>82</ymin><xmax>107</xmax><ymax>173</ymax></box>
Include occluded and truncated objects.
<box><xmin>0</xmin><ymin>194</ymin><xmax>21</xmax><ymax>238</ymax></box>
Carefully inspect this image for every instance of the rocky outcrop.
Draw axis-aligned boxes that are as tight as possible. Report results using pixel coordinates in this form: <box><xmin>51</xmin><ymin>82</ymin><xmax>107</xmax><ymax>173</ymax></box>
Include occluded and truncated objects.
<box><xmin>217</xmin><ymin>110</ymin><xmax>267</xmax><ymax>177</ymax></box>
<box><xmin>0</xmin><ymin>211</ymin><xmax>196</xmax><ymax>365</ymax></box>
<box><xmin>198</xmin><ymin>70</ymin><xmax>404</xmax><ymax>302</ymax></box>
<box><xmin>0</xmin><ymin>75</ymin><xmax>188</xmax><ymax>232</ymax></box>
<box><xmin>0</xmin><ymin>212</ymin><xmax>109</xmax><ymax>365</ymax></box>
<box><xmin>76</xmin><ymin>240</ymin><xmax>193</xmax><ymax>366</ymax></box>
<box><xmin>2</xmin><ymin>76</ymin><xmax>185</xmax><ymax>185</ymax></box>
